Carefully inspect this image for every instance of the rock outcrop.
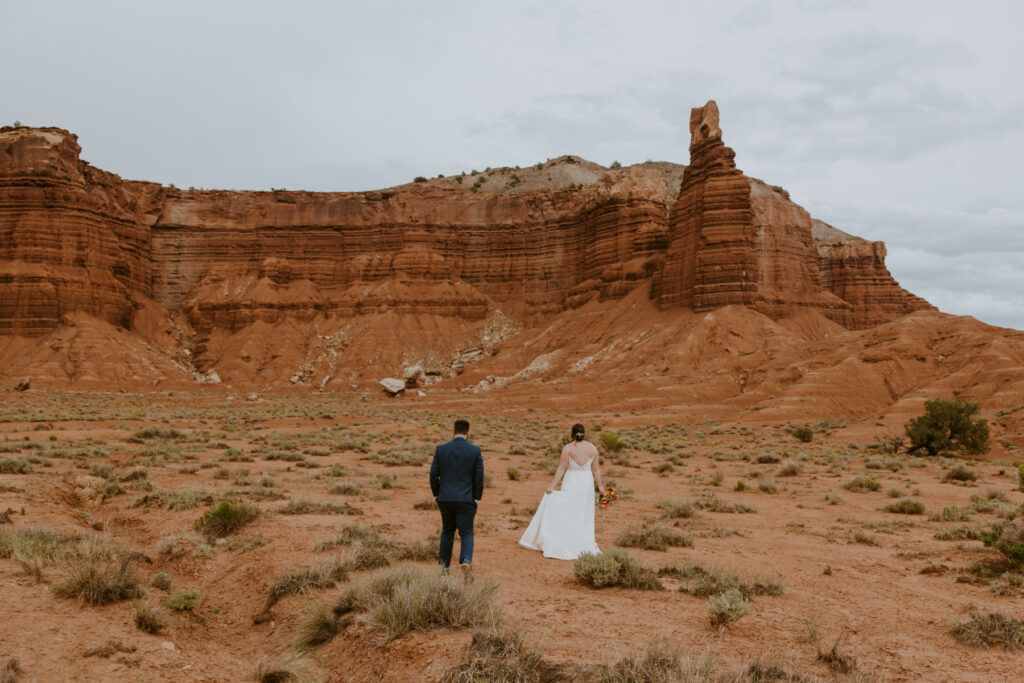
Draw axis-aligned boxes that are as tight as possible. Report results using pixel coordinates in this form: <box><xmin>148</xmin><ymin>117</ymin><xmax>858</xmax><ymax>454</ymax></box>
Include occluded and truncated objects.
<box><xmin>0</xmin><ymin>105</ymin><xmax>936</xmax><ymax>388</ymax></box>
<box><xmin>652</xmin><ymin>101</ymin><xmax>932</xmax><ymax>327</ymax></box>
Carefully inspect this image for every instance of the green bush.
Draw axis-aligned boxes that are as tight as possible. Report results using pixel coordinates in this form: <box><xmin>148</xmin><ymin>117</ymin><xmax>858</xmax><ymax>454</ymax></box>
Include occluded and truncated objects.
<box><xmin>506</xmin><ymin>467</ymin><xmax>522</xmax><ymax>481</ymax></box>
<box><xmin>951</xmin><ymin>611</ymin><xmax>1024</xmax><ymax>650</ymax></box>
<box><xmin>980</xmin><ymin>519</ymin><xmax>1024</xmax><ymax>567</ymax></box>
<box><xmin>1018</xmin><ymin>465</ymin><xmax>1024</xmax><ymax>493</ymax></box>
<box><xmin>166</xmin><ymin>589</ymin><xmax>201</xmax><ymax>611</ymax></box>
<box><xmin>573</xmin><ymin>550</ymin><xmax>661</xmax><ymax>590</ymax></box>
<box><xmin>905</xmin><ymin>398</ymin><xmax>990</xmax><ymax>456</ymax></box>
<box><xmin>0</xmin><ymin>457</ymin><xmax>32</xmax><ymax>474</ymax></box>
<box><xmin>599</xmin><ymin>432</ymin><xmax>627</xmax><ymax>453</ymax></box>
<box><xmin>792</xmin><ymin>426</ymin><xmax>813</xmax><ymax>443</ymax></box>
<box><xmin>194</xmin><ymin>501</ymin><xmax>259</xmax><ymax>538</ymax></box>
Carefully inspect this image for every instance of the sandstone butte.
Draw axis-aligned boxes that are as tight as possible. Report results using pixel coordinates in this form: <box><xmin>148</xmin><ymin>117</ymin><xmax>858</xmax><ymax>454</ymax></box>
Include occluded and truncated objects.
<box><xmin>1</xmin><ymin>102</ymin><xmax>1022</xmax><ymax>440</ymax></box>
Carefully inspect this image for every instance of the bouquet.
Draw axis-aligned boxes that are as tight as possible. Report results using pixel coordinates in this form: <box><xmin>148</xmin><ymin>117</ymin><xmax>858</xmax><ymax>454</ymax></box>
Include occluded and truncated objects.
<box><xmin>599</xmin><ymin>487</ymin><xmax>617</xmax><ymax>509</ymax></box>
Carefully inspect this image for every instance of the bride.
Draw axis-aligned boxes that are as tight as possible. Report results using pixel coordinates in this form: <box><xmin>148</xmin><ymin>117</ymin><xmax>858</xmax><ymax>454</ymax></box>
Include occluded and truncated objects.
<box><xmin>518</xmin><ymin>423</ymin><xmax>606</xmax><ymax>560</ymax></box>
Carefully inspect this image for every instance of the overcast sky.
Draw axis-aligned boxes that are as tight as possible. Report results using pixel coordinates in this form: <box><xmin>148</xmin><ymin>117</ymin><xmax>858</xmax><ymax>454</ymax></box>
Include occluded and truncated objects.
<box><xmin>3</xmin><ymin>1</ymin><xmax>1022</xmax><ymax>330</ymax></box>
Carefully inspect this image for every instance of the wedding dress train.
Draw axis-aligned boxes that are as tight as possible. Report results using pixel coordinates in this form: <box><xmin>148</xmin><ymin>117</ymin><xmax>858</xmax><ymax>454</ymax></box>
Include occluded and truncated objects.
<box><xmin>518</xmin><ymin>456</ymin><xmax>601</xmax><ymax>560</ymax></box>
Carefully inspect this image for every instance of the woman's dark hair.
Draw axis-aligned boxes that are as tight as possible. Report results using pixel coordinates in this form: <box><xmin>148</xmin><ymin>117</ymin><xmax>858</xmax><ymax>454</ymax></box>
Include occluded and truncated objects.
<box><xmin>571</xmin><ymin>423</ymin><xmax>585</xmax><ymax>441</ymax></box>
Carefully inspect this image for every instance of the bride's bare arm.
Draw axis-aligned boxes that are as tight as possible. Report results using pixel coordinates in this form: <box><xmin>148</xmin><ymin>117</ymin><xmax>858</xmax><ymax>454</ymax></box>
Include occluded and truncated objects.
<box><xmin>590</xmin><ymin>446</ymin><xmax>605</xmax><ymax>491</ymax></box>
<box><xmin>546</xmin><ymin>448</ymin><xmax>570</xmax><ymax>493</ymax></box>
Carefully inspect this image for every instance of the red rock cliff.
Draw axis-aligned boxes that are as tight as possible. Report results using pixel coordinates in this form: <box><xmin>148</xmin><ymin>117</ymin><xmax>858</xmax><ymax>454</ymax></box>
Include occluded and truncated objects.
<box><xmin>0</xmin><ymin>105</ymin><xmax>931</xmax><ymax>351</ymax></box>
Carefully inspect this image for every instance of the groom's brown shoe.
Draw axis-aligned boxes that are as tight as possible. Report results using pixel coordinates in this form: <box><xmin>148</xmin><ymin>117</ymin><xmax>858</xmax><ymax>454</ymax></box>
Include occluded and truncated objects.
<box><xmin>459</xmin><ymin>563</ymin><xmax>474</xmax><ymax>582</ymax></box>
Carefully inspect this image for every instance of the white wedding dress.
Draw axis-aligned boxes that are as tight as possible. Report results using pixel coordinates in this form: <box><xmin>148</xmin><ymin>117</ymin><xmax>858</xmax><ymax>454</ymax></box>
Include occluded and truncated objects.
<box><xmin>518</xmin><ymin>456</ymin><xmax>601</xmax><ymax>560</ymax></box>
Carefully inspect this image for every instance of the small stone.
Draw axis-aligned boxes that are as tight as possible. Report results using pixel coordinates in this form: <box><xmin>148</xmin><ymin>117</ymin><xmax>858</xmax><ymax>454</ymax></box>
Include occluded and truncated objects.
<box><xmin>161</xmin><ymin>641</ymin><xmax>176</xmax><ymax>652</ymax></box>
<box><xmin>14</xmin><ymin>377</ymin><xmax>30</xmax><ymax>391</ymax></box>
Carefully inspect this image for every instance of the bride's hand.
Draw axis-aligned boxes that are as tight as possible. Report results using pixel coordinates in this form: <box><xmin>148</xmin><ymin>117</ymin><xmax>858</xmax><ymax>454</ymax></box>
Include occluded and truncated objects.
<box><xmin>545</xmin><ymin>486</ymin><xmax>554</xmax><ymax>494</ymax></box>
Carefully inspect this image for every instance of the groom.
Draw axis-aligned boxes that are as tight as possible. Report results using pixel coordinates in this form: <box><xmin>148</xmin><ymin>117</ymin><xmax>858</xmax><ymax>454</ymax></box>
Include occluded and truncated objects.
<box><xmin>430</xmin><ymin>419</ymin><xmax>484</xmax><ymax>576</ymax></box>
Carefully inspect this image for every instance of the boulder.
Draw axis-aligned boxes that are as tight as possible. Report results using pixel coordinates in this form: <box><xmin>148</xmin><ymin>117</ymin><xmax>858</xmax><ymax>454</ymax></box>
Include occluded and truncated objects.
<box><xmin>380</xmin><ymin>377</ymin><xmax>406</xmax><ymax>395</ymax></box>
<box><xmin>402</xmin><ymin>364</ymin><xmax>425</xmax><ymax>387</ymax></box>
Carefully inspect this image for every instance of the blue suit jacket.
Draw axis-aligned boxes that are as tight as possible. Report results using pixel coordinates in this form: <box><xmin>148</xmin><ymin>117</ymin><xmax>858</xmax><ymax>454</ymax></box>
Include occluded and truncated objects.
<box><xmin>430</xmin><ymin>437</ymin><xmax>484</xmax><ymax>503</ymax></box>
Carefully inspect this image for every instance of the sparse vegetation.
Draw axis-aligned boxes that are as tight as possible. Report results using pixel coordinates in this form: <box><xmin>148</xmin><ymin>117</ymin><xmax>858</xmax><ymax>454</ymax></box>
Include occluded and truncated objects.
<box><xmin>944</xmin><ymin>463</ymin><xmax>979</xmax><ymax>482</ymax></box>
<box><xmin>951</xmin><ymin>611</ymin><xmax>1024</xmax><ymax>650</ymax></box>
<box><xmin>792</xmin><ymin>426</ymin><xmax>814</xmax><ymax>443</ymax></box>
<box><xmin>0</xmin><ymin>457</ymin><xmax>32</xmax><ymax>474</ymax></box>
<box><xmin>266</xmin><ymin>560</ymin><xmax>350</xmax><ymax>610</ymax></box>
<box><xmin>843</xmin><ymin>475</ymin><xmax>881</xmax><ymax>492</ymax></box>
<box><xmin>134</xmin><ymin>601</ymin><xmax>170</xmax><ymax>633</ymax></box>
<box><xmin>573</xmin><ymin>550</ymin><xmax>661</xmax><ymax>590</ymax></box>
<box><xmin>615</xmin><ymin>524</ymin><xmax>692</xmax><ymax>551</ymax></box>
<box><xmin>662</xmin><ymin>563</ymin><xmax>784</xmax><ymax>600</ymax></box>
<box><xmin>980</xmin><ymin>519</ymin><xmax>1024</xmax><ymax>567</ymax></box>
<box><xmin>333</xmin><ymin>565</ymin><xmax>499</xmax><ymax>641</ymax></box>
<box><xmin>884</xmin><ymin>498</ymin><xmax>925</xmax><ymax>515</ymax></box>
<box><xmin>708</xmin><ymin>587</ymin><xmax>750</xmax><ymax>626</ymax></box>
<box><xmin>195</xmin><ymin>501</ymin><xmax>259</xmax><ymax>538</ymax></box>
<box><xmin>50</xmin><ymin>537</ymin><xmax>144</xmax><ymax>606</ymax></box>
<box><xmin>251</xmin><ymin>651</ymin><xmax>317</xmax><ymax>682</ymax></box>
<box><xmin>441</xmin><ymin>624</ymin><xmax>550</xmax><ymax>683</ymax></box>
<box><xmin>905</xmin><ymin>398</ymin><xmax>990</xmax><ymax>456</ymax></box>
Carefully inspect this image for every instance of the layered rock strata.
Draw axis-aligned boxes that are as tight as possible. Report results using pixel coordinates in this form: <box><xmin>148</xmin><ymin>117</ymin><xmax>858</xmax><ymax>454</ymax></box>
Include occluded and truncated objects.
<box><xmin>0</xmin><ymin>104</ymin><xmax>931</xmax><ymax>354</ymax></box>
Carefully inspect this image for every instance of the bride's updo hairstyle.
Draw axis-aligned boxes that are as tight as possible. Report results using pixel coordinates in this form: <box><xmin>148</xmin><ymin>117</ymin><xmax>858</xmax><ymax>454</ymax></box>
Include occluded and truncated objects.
<box><xmin>571</xmin><ymin>423</ymin><xmax>585</xmax><ymax>442</ymax></box>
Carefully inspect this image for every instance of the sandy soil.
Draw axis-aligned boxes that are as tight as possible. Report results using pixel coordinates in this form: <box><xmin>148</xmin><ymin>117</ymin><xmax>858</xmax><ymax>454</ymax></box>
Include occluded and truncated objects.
<box><xmin>1</xmin><ymin>389</ymin><xmax>1022</xmax><ymax>682</ymax></box>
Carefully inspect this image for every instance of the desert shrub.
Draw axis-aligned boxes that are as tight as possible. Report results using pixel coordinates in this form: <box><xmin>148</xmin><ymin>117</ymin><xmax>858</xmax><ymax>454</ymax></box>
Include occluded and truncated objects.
<box><xmin>251</xmin><ymin>651</ymin><xmax>316</xmax><ymax>682</ymax></box>
<box><xmin>335</xmin><ymin>565</ymin><xmax>500</xmax><ymax>641</ymax></box>
<box><xmin>134</xmin><ymin>601</ymin><xmax>170</xmax><ymax>633</ymax></box>
<box><xmin>573</xmin><ymin>550</ymin><xmax>661</xmax><ymax>590</ymax></box>
<box><xmin>733</xmin><ymin>481</ymin><xmax>747</xmax><ymax>491</ymax></box>
<box><xmin>150</xmin><ymin>571</ymin><xmax>173</xmax><ymax>590</ymax></box>
<box><xmin>615</xmin><ymin>525</ymin><xmax>692</xmax><ymax>551</ymax></box>
<box><xmin>843</xmin><ymin>475</ymin><xmax>881</xmax><ymax>492</ymax></box>
<box><xmin>851</xmin><ymin>531</ymin><xmax>878</xmax><ymax>545</ymax></box>
<box><xmin>156</xmin><ymin>533</ymin><xmax>213</xmax><ymax>558</ymax></box>
<box><xmin>980</xmin><ymin>519</ymin><xmax>1024</xmax><ymax>567</ymax></box>
<box><xmin>279</xmin><ymin>499</ymin><xmax>362</xmax><ymax>516</ymax></box>
<box><xmin>441</xmin><ymin>624</ymin><xmax>549</xmax><ymax>683</ymax></box>
<box><xmin>656</xmin><ymin>499</ymin><xmax>698</xmax><ymax>519</ymax></box>
<box><xmin>0</xmin><ymin>457</ymin><xmax>32</xmax><ymax>474</ymax></box>
<box><xmin>777</xmin><ymin>461</ymin><xmax>802</xmax><ymax>477</ymax></box>
<box><xmin>119</xmin><ymin>467</ymin><xmax>148</xmax><ymax>482</ymax></box>
<box><xmin>133</xmin><ymin>426</ymin><xmax>185</xmax><ymax>440</ymax></box>
<box><xmin>867</xmin><ymin>456</ymin><xmax>903</xmax><ymax>472</ymax></box>
<box><xmin>708</xmin><ymin>587</ymin><xmax>750</xmax><ymax>626</ymax></box>
<box><xmin>931</xmin><ymin>506</ymin><xmax>974</xmax><ymax>522</ymax></box>
<box><xmin>599</xmin><ymin>432</ymin><xmax>627</xmax><ymax>453</ymax></box>
<box><xmin>663</xmin><ymin>563</ymin><xmax>784</xmax><ymax>600</ymax></box>
<box><xmin>1019</xmin><ymin>465</ymin><xmax>1024</xmax><ymax>493</ymax></box>
<box><xmin>823</xmin><ymin>492</ymin><xmax>843</xmax><ymax>505</ymax></box>
<box><xmin>884</xmin><ymin>499</ymin><xmax>925</xmax><ymax>515</ymax></box>
<box><xmin>508</xmin><ymin>444</ymin><xmax>527</xmax><ymax>455</ymax></box>
<box><xmin>195</xmin><ymin>501</ymin><xmax>259</xmax><ymax>538</ymax></box>
<box><xmin>266</xmin><ymin>560</ymin><xmax>350</xmax><ymax>610</ymax></box>
<box><xmin>594</xmin><ymin>642</ymin><xmax>715</xmax><ymax>683</ymax></box>
<box><xmin>951</xmin><ymin>611</ymin><xmax>1024</xmax><ymax>650</ymax></box>
<box><xmin>944</xmin><ymin>463</ymin><xmax>979</xmax><ymax>482</ymax></box>
<box><xmin>905</xmin><ymin>398</ymin><xmax>990</xmax><ymax>456</ymax></box>
<box><xmin>327</xmin><ymin>480</ymin><xmax>362</xmax><ymax>496</ymax></box>
<box><xmin>506</xmin><ymin>467</ymin><xmax>522</xmax><ymax>481</ymax></box>
<box><xmin>753</xmin><ymin>452</ymin><xmax>780</xmax><ymax>464</ymax></box>
<box><xmin>699</xmin><ymin>495</ymin><xmax>756</xmax><ymax>513</ymax></box>
<box><xmin>758</xmin><ymin>478</ymin><xmax>778</xmax><ymax>494</ymax></box>
<box><xmin>167</xmin><ymin>589</ymin><xmax>201</xmax><ymax>611</ymax></box>
<box><xmin>792</xmin><ymin>426</ymin><xmax>813</xmax><ymax>443</ymax></box>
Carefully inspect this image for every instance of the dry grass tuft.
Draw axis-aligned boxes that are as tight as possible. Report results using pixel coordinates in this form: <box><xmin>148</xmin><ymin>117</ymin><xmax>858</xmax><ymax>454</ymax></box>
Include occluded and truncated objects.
<box><xmin>134</xmin><ymin>601</ymin><xmax>170</xmax><ymax>633</ymax></box>
<box><xmin>708</xmin><ymin>587</ymin><xmax>749</xmax><ymax>626</ymax></box>
<box><xmin>195</xmin><ymin>501</ymin><xmax>259</xmax><ymax>538</ymax></box>
<box><xmin>251</xmin><ymin>651</ymin><xmax>317</xmax><ymax>682</ymax></box>
<box><xmin>441</xmin><ymin>624</ymin><xmax>553</xmax><ymax>683</ymax></box>
<box><xmin>951</xmin><ymin>611</ymin><xmax>1024</xmax><ymax>650</ymax></box>
<box><xmin>265</xmin><ymin>560</ymin><xmax>350</xmax><ymax>610</ymax></box>
<box><xmin>1</xmin><ymin>655</ymin><xmax>24</xmax><ymax>683</ymax></box>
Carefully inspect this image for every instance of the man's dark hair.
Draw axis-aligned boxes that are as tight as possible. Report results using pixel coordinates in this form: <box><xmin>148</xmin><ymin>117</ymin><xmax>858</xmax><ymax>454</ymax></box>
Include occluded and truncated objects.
<box><xmin>454</xmin><ymin>419</ymin><xmax>470</xmax><ymax>435</ymax></box>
